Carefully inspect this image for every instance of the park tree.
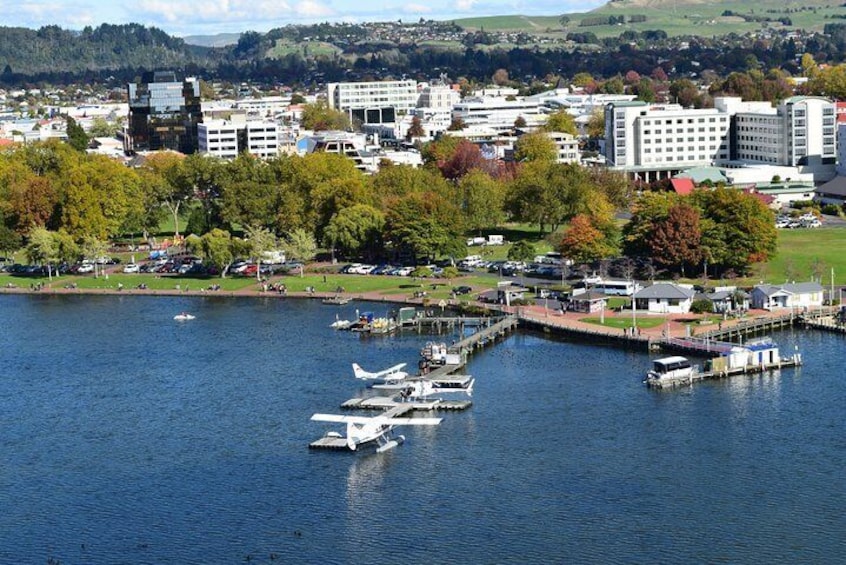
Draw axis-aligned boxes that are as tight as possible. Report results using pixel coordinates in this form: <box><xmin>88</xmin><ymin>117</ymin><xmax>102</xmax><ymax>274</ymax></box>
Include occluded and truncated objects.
<box><xmin>88</xmin><ymin>117</ymin><xmax>120</xmax><ymax>138</ymax></box>
<box><xmin>806</xmin><ymin>64</ymin><xmax>846</xmax><ymax>99</ymax></box>
<box><xmin>437</xmin><ymin>139</ymin><xmax>485</xmax><ymax>181</ymax></box>
<box><xmin>507</xmin><ymin>161</ymin><xmax>607</xmax><ymax>234</ymax></box>
<box><xmin>558</xmin><ymin>214</ymin><xmax>616</xmax><ymax>264</ymax></box>
<box><xmin>372</xmin><ymin>163</ymin><xmax>451</xmax><ymax>203</ymax></box>
<box><xmin>301</xmin><ymin>100</ymin><xmax>350</xmax><ymax>131</ymax></box>
<box><xmin>649</xmin><ymin>202</ymin><xmax>702</xmax><ymax>276</ymax></box>
<box><xmin>25</xmin><ymin>227</ymin><xmax>60</xmax><ymax>279</ymax></box>
<box><xmin>421</xmin><ymin>135</ymin><xmax>463</xmax><ymax>167</ymax></box>
<box><xmin>80</xmin><ymin>236</ymin><xmax>109</xmax><ymax>278</ymax></box>
<box><xmin>513</xmin><ymin>131</ymin><xmax>557</xmax><ymax>163</ymax></box>
<box><xmin>0</xmin><ymin>224</ymin><xmax>22</xmax><ymax>259</ymax></box>
<box><xmin>142</xmin><ymin>151</ymin><xmax>193</xmax><ymax>238</ymax></box>
<box><xmin>59</xmin><ymin>155</ymin><xmax>142</xmax><ymax>240</ymax></box>
<box><xmin>508</xmin><ymin>240</ymin><xmax>536</xmax><ymax>263</ymax></box>
<box><xmin>5</xmin><ymin>174</ymin><xmax>57</xmax><ymax>234</ymax></box>
<box><xmin>385</xmin><ymin>191</ymin><xmax>463</xmax><ymax>262</ymax></box>
<box><xmin>542</xmin><ymin>110</ymin><xmax>578</xmax><ymax>135</ymax></box>
<box><xmin>691</xmin><ymin>187</ymin><xmax>777</xmax><ymax>273</ymax></box>
<box><xmin>459</xmin><ymin>169</ymin><xmax>506</xmax><ymax>234</ymax></box>
<box><xmin>323</xmin><ymin>204</ymin><xmax>385</xmax><ymax>261</ymax></box>
<box><xmin>285</xmin><ymin>227</ymin><xmax>318</xmax><ymax>263</ymax></box>
<box><xmin>622</xmin><ymin>191</ymin><xmax>681</xmax><ymax>257</ymax></box>
<box><xmin>187</xmin><ymin>229</ymin><xmax>248</xmax><ymax>277</ymax></box>
<box><xmin>244</xmin><ymin>224</ymin><xmax>278</xmax><ymax>280</ymax></box>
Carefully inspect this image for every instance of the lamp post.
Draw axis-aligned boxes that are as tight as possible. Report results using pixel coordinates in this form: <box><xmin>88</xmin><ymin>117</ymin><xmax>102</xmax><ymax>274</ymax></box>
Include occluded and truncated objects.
<box><xmin>631</xmin><ymin>278</ymin><xmax>637</xmax><ymax>330</ymax></box>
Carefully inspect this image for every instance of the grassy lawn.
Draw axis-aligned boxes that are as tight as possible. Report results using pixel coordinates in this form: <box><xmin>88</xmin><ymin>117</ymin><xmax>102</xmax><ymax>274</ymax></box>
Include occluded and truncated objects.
<box><xmin>764</xmin><ymin>228</ymin><xmax>846</xmax><ymax>285</ymax></box>
<box><xmin>580</xmin><ymin>316</ymin><xmax>666</xmax><ymax>330</ymax></box>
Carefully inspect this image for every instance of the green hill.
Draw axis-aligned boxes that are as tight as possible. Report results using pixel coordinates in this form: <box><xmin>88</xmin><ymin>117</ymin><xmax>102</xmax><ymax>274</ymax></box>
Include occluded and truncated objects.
<box><xmin>454</xmin><ymin>0</ymin><xmax>846</xmax><ymax>37</ymax></box>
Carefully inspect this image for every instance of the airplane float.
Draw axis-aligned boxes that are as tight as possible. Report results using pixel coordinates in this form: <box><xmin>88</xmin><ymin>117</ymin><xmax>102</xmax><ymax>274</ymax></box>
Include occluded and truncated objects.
<box><xmin>352</xmin><ymin>362</ymin><xmax>409</xmax><ymax>383</ymax></box>
<box><xmin>310</xmin><ymin>412</ymin><xmax>442</xmax><ymax>452</ymax></box>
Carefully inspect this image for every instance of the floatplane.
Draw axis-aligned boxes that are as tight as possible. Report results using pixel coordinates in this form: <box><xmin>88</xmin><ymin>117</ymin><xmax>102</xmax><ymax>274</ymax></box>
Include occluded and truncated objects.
<box><xmin>310</xmin><ymin>410</ymin><xmax>442</xmax><ymax>452</ymax></box>
<box><xmin>352</xmin><ymin>362</ymin><xmax>409</xmax><ymax>385</ymax></box>
<box><xmin>397</xmin><ymin>375</ymin><xmax>475</xmax><ymax>399</ymax></box>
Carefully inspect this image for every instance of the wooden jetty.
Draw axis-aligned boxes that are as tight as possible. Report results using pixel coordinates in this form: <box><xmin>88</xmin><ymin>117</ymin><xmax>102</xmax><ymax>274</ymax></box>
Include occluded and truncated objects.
<box><xmin>340</xmin><ymin>396</ymin><xmax>472</xmax><ymax>411</ymax></box>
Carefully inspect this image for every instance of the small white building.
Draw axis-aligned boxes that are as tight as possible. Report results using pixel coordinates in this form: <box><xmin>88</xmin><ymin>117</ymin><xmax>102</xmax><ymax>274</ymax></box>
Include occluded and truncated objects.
<box><xmin>634</xmin><ymin>283</ymin><xmax>696</xmax><ymax>314</ymax></box>
<box><xmin>750</xmin><ymin>282</ymin><xmax>824</xmax><ymax>311</ymax></box>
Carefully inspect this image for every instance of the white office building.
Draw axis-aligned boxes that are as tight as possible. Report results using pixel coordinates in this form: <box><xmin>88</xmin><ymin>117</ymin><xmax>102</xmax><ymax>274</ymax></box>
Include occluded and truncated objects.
<box><xmin>452</xmin><ymin>97</ymin><xmax>546</xmax><ymax>133</ymax></box>
<box><xmin>327</xmin><ymin>80</ymin><xmax>419</xmax><ymax>125</ymax></box>
<box><xmin>198</xmin><ymin>118</ymin><xmax>280</xmax><ymax>160</ymax></box>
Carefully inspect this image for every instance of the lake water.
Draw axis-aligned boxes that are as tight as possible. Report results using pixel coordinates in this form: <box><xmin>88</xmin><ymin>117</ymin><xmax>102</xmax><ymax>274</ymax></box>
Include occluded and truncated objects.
<box><xmin>1</xmin><ymin>294</ymin><xmax>844</xmax><ymax>564</ymax></box>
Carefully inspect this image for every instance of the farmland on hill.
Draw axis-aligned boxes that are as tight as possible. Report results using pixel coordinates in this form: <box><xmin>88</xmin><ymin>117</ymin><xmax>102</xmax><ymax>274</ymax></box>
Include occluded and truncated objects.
<box><xmin>455</xmin><ymin>0</ymin><xmax>846</xmax><ymax>38</ymax></box>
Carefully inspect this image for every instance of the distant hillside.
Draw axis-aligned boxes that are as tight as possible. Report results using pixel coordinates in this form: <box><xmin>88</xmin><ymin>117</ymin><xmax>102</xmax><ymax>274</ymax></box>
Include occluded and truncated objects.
<box><xmin>455</xmin><ymin>0</ymin><xmax>844</xmax><ymax>36</ymax></box>
<box><xmin>0</xmin><ymin>23</ymin><xmax>219</xmax><ymax>78</ymax></box>
<box><xmin>183</xmin><ymin>33</ymin><xmax>242</xmax><ymax>48</ymax></box>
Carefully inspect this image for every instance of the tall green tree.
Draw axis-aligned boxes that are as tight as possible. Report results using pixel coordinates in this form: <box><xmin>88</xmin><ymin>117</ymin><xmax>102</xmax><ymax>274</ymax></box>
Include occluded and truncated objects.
<box><xmin>25</xmin><ymin>227</ymin><xmax>60</xmax><ymax>279</ymax></box>
<box><xmin>542</xmin><ymin>110</ymin><xmax>578</xmax><ymax>135</ymax></box>
<box><xmin>323</xmin><ymin>204</ymin><xmax>385</xmax><ymax>261</ymax></box>
<box><xmin>65</xmin><ymin>116</ymin><xmax>89</xmax><ymax>152</ymax></box>
<box><xmin>513</xmin><ymin>131</ymin><xmax>557</xmax><ymax>163</ymax></box>
<box><xmin>301</xmin><ymin>100</ymin><xmax>350</xmax><ymax>131</ymax></box>
<box><xmin>385</xmin><ymin>192</ymin><xmax>463</xmax><ymax>262</ymax></box>
<box><xmin>459</xmin><ymin>170</ymin><xmax>506</xmax><ymax>233</ymax></box>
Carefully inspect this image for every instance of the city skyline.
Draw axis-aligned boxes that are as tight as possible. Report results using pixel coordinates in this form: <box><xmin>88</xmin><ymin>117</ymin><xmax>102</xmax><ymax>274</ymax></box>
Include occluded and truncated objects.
<box><xmin>12</xmin><ymin>0</ymin><xmax>606</xmax><ymax>37</ymax></box>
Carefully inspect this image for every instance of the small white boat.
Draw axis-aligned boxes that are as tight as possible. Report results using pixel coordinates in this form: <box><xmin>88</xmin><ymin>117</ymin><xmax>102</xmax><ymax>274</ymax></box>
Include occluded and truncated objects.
<box><xmin>174</xmin><ymin>312</ymin><xmax>196</xmax><ymax>321</ymax></box>
<box><xmin>330</xmin><ymin>319</ymin><xmax>352</xmax><ymax>330</ymax></box>
<box><xmin>644</xmin><ymin>356</ymin><xmax>695</xmax><ymax>385</ymax></box>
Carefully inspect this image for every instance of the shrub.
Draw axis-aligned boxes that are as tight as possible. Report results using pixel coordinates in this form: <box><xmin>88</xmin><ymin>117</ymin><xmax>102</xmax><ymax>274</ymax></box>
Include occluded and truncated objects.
<box><xmin>690</xmin><ymin>298</ymin><xmax>714</xmax><ymax>314</ymax></box>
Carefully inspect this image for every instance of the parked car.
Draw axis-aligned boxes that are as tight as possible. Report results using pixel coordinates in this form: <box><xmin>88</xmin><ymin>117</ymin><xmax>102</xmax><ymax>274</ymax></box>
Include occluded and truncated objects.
<box><xmin>453</xmin><ymin>285</ymin><xmax>472</xmax><ymax>295</ymax></box>
<box><xmin>123</xmin><ymin>263</ymin><xmax>140</xmax><ymax>273</ymax></box>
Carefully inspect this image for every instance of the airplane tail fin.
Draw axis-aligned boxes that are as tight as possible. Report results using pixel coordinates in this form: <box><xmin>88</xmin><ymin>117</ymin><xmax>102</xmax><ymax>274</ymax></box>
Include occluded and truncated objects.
<box><xmin>352</xmin><ymin>363</ymin><xmax>370</xmax><ymax>380</ymax></box>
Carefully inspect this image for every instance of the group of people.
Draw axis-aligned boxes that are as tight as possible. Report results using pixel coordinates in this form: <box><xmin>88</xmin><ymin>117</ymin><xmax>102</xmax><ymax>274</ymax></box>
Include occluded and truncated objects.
<box><xmin>261</xmin><ymin>282</ymin><xmax>287</xmax><ymax>295</ymax></box>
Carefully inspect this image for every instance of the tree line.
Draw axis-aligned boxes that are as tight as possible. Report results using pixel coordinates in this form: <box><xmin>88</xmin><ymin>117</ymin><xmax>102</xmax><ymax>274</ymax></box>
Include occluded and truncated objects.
<box><xmin>0</xmin><ymin>128</ymin><xmax>777</xmax><ymax>279</ymax></box>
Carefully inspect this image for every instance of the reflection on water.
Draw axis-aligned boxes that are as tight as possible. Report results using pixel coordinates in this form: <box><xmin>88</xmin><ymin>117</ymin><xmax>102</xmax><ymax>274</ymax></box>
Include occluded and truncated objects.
<box><xmin>1</xmin><ymin>296</ymin><xmax>844</xmax><ymax>564</ymax></box>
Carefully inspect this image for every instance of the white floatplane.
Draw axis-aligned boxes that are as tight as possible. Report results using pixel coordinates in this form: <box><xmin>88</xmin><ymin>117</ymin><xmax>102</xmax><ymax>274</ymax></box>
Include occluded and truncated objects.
<box><xmin>173</xmin><ymin>312</ymin><xmax>196</xmax><ymax>321</ymax></box>
<box><xmin>398</xmin><ymin>375</ymin><xmax>475</xmax><ymax>399</ymax></box>
<box><xmin>310</xmin><ymin>412</ymin><xmax>442</xmax><ymax>452</ymax></box>
<box><xmin>352</xmin><ymin>362</ymin><xmax>409</xmax><ymax>383</ymax></box>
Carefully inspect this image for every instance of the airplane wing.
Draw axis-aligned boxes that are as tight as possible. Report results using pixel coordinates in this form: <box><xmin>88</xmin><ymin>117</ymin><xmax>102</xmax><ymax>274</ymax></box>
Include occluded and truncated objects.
<box><xmin>311</xmin><ymin>414</ymin><xmax>376</xmax><ymax>424</ymax></box>
<box><xmin>311</xmin><ymin>414</ymin><xmax>442</xmax><ymax>426</ymax></box>
<box><xmin>383</xmin><ymin>417</ymin><xmax>442</xmax><ymax>426</ymax></box>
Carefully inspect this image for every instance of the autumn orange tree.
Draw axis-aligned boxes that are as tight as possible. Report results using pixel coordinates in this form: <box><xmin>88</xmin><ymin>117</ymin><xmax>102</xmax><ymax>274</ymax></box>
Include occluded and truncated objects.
<box><xmin>558</xmin><ymin>214</ymin><xmax>617</xmax><ymax>264</ymax></box>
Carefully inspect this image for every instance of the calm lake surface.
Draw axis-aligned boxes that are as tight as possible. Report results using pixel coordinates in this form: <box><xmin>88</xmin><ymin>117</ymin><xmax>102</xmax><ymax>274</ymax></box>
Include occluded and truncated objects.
<box><xmin>1</xmin><ymin>294</ymin><xmax>844</xmax><ymax>564</ymax></box>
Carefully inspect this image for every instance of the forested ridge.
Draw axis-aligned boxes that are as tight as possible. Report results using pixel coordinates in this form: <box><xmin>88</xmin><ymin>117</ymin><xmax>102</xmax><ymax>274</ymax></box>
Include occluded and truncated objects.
<box><xmin>4</xmin><ymin>21</ymin><xmax>846</xmax><ymax>89</ymax></box>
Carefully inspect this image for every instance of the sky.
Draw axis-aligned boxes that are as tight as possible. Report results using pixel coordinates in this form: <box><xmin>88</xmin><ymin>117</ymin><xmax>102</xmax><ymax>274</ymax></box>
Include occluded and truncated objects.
<box><xmin>9</xmin><ymin>0</ymin><xmax>607</xmax><ymax>37</ymax></box>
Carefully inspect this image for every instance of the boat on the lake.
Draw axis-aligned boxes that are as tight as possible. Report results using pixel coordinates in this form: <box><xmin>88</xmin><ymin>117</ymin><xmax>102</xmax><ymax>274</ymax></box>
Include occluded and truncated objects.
<box><xmin>174</xmin><ymin>312</ymin><xmax>196</xmax><ymax>321</ymax></box>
